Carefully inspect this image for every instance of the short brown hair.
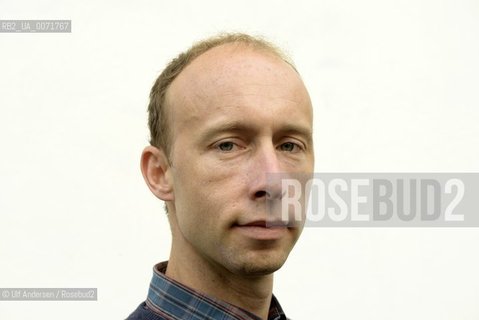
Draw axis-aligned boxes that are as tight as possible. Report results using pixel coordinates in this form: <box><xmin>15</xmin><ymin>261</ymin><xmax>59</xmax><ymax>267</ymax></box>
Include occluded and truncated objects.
<box><xmin>147</xmin><ymin>33</ymin><xmax>296</xmax><ymax>157</ymax></box>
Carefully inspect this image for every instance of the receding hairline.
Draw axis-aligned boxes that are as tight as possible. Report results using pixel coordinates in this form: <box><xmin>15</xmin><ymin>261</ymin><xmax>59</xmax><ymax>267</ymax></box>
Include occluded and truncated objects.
<box><xmin>164</xmin><ymin>40</ymin><xmax>299</xmax><ymax>109</ymax></box>
<box><xmin>180</xmin><ymin>33</ymin><xmax>297</xmax><ymax>72</ymax></box>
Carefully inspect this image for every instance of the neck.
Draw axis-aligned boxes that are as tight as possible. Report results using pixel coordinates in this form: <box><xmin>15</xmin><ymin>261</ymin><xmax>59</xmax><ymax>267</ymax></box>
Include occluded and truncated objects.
<box><xmin>166</xmin><ymin>239</ymin><xmax>274</xmax><ymax>320</ymax></box>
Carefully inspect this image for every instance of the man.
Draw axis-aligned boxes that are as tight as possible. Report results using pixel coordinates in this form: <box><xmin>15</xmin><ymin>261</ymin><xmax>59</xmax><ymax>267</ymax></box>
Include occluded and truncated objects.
<box><xmin>128</xmin><ymin>33</ymin><xmax>314</xmax><ymax>320</ymax></box>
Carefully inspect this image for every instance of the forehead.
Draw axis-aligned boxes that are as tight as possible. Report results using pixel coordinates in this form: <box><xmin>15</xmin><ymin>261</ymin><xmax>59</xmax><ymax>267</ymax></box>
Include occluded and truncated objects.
<box><xmin>165</xmin><ymin>44</ymin><xmax>312</xmax><ymax>132</ymax></box>
<box><xmin>169</xmin><ymin>44</ymin><xmax>302</xmax><ymax>98</ymax></box>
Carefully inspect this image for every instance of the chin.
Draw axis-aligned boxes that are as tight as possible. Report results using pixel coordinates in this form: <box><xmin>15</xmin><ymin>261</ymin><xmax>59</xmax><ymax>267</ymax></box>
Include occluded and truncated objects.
<box><xmin>238</xmin><ymin>263</ymin><xmax>283</xmax><ymax>276</ymax></box>
<box><xmin>232</xmin><ymin>251</ymin><xmax>290</xmax><ymax>276</ymax></box>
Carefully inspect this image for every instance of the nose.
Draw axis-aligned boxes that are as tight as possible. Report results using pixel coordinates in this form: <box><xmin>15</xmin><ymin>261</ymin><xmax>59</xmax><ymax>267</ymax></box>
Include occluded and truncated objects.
<box><xmin>249</xmin><ymin>143</ymin><xmax>284</xmax><ymax>201</ymax></box>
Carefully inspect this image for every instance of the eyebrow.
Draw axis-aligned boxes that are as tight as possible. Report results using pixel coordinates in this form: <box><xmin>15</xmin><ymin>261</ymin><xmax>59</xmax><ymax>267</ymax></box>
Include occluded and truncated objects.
<box><xmin>276</xmin><ymin>124</ymin><xmax>313</xmax><ymax>144</ymax></box>
<box><xmin>199</xmin><ymin>121</ymin><xmax>255</xmax><ymax>142</ymax></box>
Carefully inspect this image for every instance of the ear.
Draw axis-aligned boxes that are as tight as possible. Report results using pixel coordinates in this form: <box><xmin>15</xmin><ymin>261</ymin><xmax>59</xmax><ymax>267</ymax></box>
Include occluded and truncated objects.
<box><xmin>140</xmin><ymin>146</ymin><xmax>174</xmax><ymax>201</ymax></box>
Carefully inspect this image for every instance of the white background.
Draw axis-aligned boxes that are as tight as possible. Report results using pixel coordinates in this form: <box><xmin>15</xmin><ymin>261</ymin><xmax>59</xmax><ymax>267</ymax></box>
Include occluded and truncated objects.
<box><xmin>1</xmin><ymin>0</ymin><xmax>478</xmax><ymax>319</ymax></box>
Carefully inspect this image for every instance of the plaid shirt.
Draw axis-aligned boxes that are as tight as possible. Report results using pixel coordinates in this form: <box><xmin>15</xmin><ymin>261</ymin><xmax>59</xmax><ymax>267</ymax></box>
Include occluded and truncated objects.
<box><xmin>127</xmin><ymin>261</ymin><xmax>288</xmax><ymax>320</ymax></box>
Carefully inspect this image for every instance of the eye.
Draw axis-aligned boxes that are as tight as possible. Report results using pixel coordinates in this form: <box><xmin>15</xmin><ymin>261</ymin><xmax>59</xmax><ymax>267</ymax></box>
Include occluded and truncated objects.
<box><xmin>279</xmin><ymin>142</ymin><xmax>301</xmax><ymax>152</ymax></box>
<box><xmin>217</xmin><ymin>141</ymin><xmax>236</xmax><ymax>152</ymax></box>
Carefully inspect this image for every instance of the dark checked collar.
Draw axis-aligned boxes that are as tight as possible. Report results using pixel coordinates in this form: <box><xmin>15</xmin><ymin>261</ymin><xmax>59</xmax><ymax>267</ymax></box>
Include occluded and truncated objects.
<box><xmin>145</xmin><ymin>261</ymin><xmax>288</xmax><ymax>320</ymax></box>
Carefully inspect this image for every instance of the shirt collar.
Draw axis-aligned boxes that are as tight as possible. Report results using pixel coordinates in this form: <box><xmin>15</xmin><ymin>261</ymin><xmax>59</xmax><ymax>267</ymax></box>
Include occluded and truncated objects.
<box><xmin>145</xmin><ymin>261</ymin><xmax>287</xmax><ymax>320</ymax></box>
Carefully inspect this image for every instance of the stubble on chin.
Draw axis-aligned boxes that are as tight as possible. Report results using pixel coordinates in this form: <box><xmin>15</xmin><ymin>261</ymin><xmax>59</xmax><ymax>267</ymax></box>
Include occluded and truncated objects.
<box><xmin>220</xmin><ymin>246</ymin><xmax>292</xmax><ymax>277</ymax></box>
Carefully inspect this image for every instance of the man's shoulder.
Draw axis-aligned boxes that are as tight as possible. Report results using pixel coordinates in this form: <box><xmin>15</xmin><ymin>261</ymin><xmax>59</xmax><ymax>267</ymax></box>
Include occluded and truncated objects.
<box><xmin>126</xmin><ymin>302</ymin><xmax>168</xmax><ymax>320</ymax></box>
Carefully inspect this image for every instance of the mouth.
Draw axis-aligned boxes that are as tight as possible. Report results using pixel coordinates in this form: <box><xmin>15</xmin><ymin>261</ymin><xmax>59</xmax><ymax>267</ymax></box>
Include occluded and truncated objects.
<box><xmin>233</xmin><ymin>220</ymin><xmax>291</xmax><ymax>240</ymax></box>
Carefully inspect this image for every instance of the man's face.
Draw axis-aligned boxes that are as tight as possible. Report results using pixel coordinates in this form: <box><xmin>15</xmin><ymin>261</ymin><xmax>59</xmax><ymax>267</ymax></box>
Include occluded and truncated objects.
<box><xmin>165</xmin><ymin>44</ymin><xmax>314</xmax><ymax>276</ymax></box>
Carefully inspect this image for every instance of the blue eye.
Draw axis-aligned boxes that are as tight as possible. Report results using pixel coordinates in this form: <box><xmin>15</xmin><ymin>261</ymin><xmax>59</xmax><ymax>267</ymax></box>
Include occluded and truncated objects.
<box><xmin>280</xmin><ymin>142</ymin><xmax>299</xmax><ymax>152</ymax></box>
<box><xmin>218</xmin><ymin>141</ymin><xmax>235</xmax><ymax>151</ymax></box>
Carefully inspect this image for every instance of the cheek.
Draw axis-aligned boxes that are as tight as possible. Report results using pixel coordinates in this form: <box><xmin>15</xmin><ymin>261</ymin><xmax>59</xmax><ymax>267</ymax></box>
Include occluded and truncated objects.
<box><xmin>174</xmin><ymin>171</ymin><xmax>244</xmax><ymax>226</ymax></box>
<box><xmin>172</xmin><ymin>165</ymin><xmax>221</xmax><ymax>214</ymax></box>
<box><xmin>171</xmin><ymin>149</ymin><xmax>251</xmax><ymax>212</ymax></box>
